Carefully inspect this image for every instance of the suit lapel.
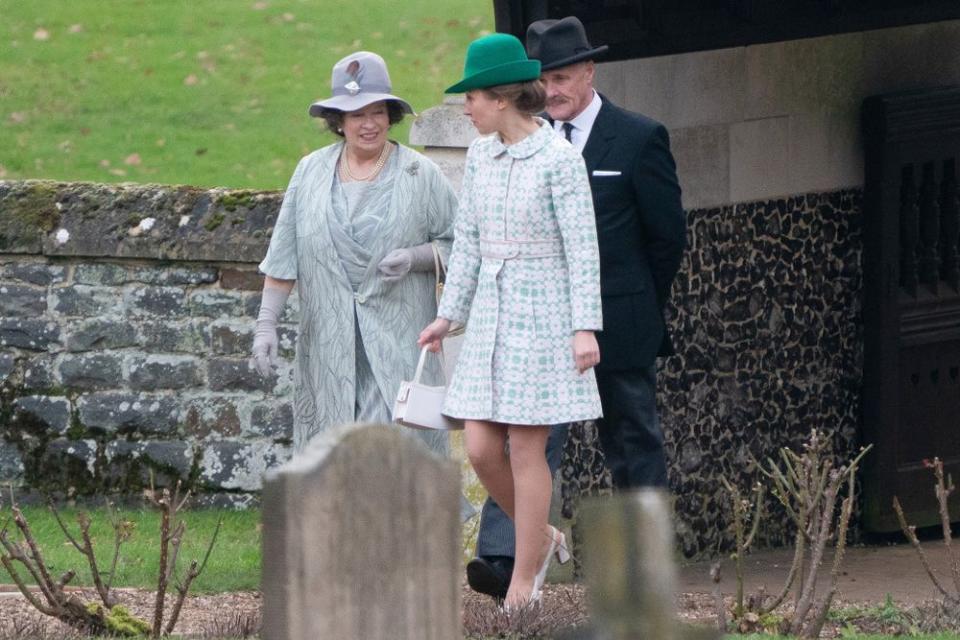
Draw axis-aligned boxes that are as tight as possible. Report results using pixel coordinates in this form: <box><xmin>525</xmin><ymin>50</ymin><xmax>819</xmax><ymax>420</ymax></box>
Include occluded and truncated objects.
<box><xmin>582</xmin><ymin>98</ymin><xmax>618</xmax><ymax>172</ymax></box>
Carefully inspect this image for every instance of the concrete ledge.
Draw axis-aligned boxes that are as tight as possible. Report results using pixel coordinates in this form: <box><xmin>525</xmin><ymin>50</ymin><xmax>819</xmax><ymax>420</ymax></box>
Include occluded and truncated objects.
<box><xmin>0</xmin><ymin>180</ymin><xmax>282</xmax><ymax>263</ymax></box>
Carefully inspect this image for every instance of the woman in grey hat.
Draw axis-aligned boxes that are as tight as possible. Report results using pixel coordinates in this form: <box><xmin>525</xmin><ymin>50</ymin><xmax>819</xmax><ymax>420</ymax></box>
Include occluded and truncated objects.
<box><xmin>251</xmin><ymin>51</ymin><xmax>457</xmax><ymax>459</ymax></box>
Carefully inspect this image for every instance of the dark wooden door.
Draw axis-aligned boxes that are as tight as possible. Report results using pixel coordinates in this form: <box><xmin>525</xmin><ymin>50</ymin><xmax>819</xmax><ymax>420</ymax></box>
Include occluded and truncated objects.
<box><xmin>862</xmin><ymin>87</ymin><xmax>960</xmax><ymax>531</ymax></box>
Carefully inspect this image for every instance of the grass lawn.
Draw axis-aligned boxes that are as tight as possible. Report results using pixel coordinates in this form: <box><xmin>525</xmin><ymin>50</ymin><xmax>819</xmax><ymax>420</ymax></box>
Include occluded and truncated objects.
<box><xmin>0</xmin><ymin>0</ymin><xmax>493</xmax><ymax>189</ymax></box>
<box><xmin>5</xmin><ymin>506</ymin><xmax>260</xmax><ymax>592</ymax></box>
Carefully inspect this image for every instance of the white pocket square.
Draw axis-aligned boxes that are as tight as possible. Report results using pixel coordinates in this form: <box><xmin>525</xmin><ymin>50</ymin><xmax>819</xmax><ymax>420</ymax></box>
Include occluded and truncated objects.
<box><xmin>592</xmin><ymin>170</ymin><xmax>621</xmax><ymax>176</ymax></box>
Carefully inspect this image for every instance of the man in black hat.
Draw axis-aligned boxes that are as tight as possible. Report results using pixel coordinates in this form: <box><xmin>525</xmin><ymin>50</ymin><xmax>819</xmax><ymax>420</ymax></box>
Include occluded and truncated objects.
<box><xmin>465</xmin><ymin>15</ymin><xmax>686</xmax><ymax>600</ymax></box>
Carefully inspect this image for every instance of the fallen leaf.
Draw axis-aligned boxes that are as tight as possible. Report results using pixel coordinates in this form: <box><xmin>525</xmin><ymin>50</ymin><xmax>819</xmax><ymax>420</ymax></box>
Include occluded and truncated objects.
<box><xmin>8</xmin><ymin>112</ymin><xmax>26</xmax><ymax>124</ymax></box>
<box><xmin>252</xmin><ymin>1</ymin><xmax>268</xmax><ymax>9</ymax></box>
<box><xmin>33</xmin><ymin>28</ymin><xmax>50</xmax><ymax>41</ymax></box>
<box><xmin>156</xmin><ymin>138</ymin><xmax>166</xmax><ymax>147</ymax></box>
<box><xmin>58</xmin><ymin>140</ymin><xmax>72</xmax><ymax>152</ymax></box>
<box><xmin>99</xmin><ymin>159</ymin><xmax>111</xmax><ymax>167</ymax></box>
<box><xmin>109</xmin><ymin>168</ymin><xmax>127</xmax><ymax>176</ymax></box>
<box><xmin>184</xmin><ymin>73</ymin><xmax>199</xmax><ymax>85</ymax></box>
<box><xmin>68</xmin><ymin>24</ymin><xmax>83</xmax><ymax>34</ymax></box>
<box><xmin>79</xmin><ymin>127</ymin><xmax>91</xmax><ymax>136</ymax></box>
<box><xmin>282</xmin><ymin>12</ymin><xmax>294</xmax><ymax>22</ymax></box>
<box><xmin>124</xmin><ymin>153</ymin><xmax>142</xmax><ymax>166</ymax></box>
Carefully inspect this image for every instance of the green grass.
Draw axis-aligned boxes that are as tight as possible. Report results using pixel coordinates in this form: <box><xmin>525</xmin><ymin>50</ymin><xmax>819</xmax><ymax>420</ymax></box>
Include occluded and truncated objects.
<box><xmin>0</xmin><ymin>0</ymin><xmax>493</xmax><ymax>189</ymax></box>
<box><xmin>5</xmin><ymin>506</ymin><xmax>260</xmax><ymax>592</ymax></box>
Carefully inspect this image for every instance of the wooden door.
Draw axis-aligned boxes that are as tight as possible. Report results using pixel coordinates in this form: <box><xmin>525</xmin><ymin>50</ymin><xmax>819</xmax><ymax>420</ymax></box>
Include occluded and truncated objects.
<box><xmin>861</xmin><ymin>87</ymin><xmax>960</xmax><ymax>531</ymax></box>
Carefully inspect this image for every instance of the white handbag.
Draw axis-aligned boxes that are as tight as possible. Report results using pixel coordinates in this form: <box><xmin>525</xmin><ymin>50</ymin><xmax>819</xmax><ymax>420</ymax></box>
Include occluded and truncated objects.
<box><xmin>392</xmin><ymin>346</ymin><xmax>464</xmax><ymax>431</ymax></box>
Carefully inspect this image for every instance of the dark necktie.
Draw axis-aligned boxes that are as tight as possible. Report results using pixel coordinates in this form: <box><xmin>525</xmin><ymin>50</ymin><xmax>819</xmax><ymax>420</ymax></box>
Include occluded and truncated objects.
<box><xmin>561</xmin><ymin>122</ymin><xmax>574</xmax><ymax>143</ymax></box>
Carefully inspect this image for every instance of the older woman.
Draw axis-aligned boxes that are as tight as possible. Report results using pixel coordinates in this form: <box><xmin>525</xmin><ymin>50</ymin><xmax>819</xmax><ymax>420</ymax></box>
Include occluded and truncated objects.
<box><xmin>252</xmin><ymin>51</ymin><xmax>456</xmax><ymax>456</ymax></box>
<box><xmin>420</xmin><ymin>34</ymin><xmax>603</xmax><ymax>609</ymax></box>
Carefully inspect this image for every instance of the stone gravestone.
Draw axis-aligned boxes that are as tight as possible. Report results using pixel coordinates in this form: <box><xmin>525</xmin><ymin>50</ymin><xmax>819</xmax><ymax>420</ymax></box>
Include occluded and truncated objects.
<box><xmin>568</xmin><ymin>489</ymin><xmax>719</xmax><ymax>640</ymax></box>
<box><xmin>261</xmin><ymin>424</ymin><xmax>462</xmax><ymax>640</ymax></box>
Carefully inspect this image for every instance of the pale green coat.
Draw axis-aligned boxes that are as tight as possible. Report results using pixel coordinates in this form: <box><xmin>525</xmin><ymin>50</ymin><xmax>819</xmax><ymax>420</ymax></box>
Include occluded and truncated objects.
<box><xmin>259</xmin><ymin>142</ymin><xmax>456</xmax><ymax>451</ymax></box>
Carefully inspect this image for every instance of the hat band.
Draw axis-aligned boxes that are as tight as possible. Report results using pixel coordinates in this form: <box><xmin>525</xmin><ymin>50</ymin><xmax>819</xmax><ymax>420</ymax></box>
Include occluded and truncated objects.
<box><xmin>331</xmin><ymin>82</ymin><xmax>392</xmax><ymax>97</ymax></box>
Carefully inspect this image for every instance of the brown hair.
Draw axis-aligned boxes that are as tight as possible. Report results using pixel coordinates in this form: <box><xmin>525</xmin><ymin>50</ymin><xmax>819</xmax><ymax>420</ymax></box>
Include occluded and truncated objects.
<box><xmin>318</xmin><ymin>100</ymin><xmax>406</xmax><ymax>137</ymax></box>
<box><xmin>482</xmin><ymin>80</ymin><xmax>546</xmax><ymax>115</ymax></box>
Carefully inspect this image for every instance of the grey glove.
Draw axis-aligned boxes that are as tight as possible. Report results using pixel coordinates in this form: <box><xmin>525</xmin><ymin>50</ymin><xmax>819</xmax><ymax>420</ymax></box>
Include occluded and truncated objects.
<box><xmin>251</xmin><ymin>285</ymin><xmax>290</xmax><ymax>377</ymax></box>
<box><xmin>378</xmin><ymin>243</ymin><xmax>436</xmax><ymax>282</ymax></box>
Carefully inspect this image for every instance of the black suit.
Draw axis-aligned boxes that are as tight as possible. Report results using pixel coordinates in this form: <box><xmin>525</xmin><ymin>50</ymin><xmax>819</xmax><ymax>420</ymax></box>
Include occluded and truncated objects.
<box><xmin>580</xmin><ymin>96</ymin><xmax>685</xmax><ymax>487</ymax></box>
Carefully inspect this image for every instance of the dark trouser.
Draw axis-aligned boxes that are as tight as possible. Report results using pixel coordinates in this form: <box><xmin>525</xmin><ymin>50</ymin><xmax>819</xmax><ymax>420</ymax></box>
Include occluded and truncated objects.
<box><xmin>595</xmin><ymin>363</ymin><xmax>667</xmax><ymax>489</ymax></box>
<box><xmin>475</xmin><ymin>423</ymin><xmax>569</xmax><ymax>558</ymax></box>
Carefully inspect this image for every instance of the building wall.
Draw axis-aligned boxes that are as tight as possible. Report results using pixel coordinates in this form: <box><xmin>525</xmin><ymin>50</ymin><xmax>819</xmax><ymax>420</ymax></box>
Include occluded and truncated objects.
<box><xmin>594</xmin><ymin>20</ymin><xmax>960</xmax><ymax>210</ymax></box>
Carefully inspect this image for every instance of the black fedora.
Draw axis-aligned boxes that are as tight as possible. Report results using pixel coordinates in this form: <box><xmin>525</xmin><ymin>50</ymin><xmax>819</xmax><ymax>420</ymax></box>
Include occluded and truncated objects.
<box><xmin>525</xmin><ymin>16</ymin><xmax>609</xmax><ymax>72</ymax></box>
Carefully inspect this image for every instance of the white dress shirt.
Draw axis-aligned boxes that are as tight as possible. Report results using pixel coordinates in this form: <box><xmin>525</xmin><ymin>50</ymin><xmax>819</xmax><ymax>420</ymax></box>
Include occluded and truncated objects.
<box><xmin>553</xmin><ymin>90</ymin><xmax>602</xmax><ymax>152</ymax></box>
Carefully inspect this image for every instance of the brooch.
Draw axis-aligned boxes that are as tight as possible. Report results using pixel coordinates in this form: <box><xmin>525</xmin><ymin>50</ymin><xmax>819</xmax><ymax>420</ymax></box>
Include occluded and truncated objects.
<box><xmin>405</xmin><ymin>161</ymin><xmax>420</xmax><ymax>176</ymax></box>
<box><xmin>344</xmin><ymin>80</ymin><xmax>360</xmax><ymax>96</ymax></box>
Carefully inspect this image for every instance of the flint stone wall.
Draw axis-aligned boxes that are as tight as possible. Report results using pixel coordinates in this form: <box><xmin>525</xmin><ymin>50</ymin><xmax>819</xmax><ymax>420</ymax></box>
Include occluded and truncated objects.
<box><xmin>0</xmin><ymin>178</ymin><xmax>863</xmax><ymax>554</ymax></box>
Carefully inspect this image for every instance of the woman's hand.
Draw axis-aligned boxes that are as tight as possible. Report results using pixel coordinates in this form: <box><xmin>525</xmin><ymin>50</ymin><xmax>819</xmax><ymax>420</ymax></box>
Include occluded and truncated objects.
<box><xmin>572</xmin><ymin>330</ymin><xmax>600</xmax><ymax>373</ymax></box>
<box><xmin>418</xmin><ymin>318</ymin><xmax>451</xmax><ymax>352</ymax></box>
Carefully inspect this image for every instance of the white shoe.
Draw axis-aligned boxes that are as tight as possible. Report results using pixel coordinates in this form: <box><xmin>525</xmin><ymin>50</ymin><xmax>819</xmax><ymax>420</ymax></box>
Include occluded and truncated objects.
<box><xmin>531</xmin><ymin>526</ymin><xmax>569</xmax><ymax>598</ymax></box>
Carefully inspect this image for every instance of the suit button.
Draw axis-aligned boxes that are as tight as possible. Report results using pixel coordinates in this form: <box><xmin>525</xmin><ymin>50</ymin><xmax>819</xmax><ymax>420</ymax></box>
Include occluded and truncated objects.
<box><xmin>355</xmin><ymin>294</ymin><xmax>366</xmax><ymax>304</ymax></box>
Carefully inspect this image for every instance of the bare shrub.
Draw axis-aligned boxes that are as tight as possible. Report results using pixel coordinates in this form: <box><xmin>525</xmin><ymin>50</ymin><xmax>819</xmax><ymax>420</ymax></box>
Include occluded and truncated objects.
<box><xmin>463</xmin><ymin>587</ymin><xmax>588</xmax><ymax>639</ymax></box>
<box><xmin>198</xmin><ymin>610</ymin><xmax>262</xmax><ymax>639</ymax></box>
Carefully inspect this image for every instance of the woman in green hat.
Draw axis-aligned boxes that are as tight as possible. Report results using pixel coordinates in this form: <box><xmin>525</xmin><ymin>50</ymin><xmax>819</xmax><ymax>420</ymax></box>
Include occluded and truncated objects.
<box><xmin>419</xmin><ymin>33</ymin><xmax>603</xmax><ymax>609</ymax></box>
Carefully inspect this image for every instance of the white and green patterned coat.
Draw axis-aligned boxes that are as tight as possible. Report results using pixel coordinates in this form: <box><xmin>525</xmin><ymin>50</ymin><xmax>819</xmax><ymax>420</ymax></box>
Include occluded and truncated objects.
<box><xmin>438</xmin><ymin>121</ymin><xmax>604</xmax><ymax>425</ymax></box>
<box><xmin>259</xmin><ymin>142</ymin><xmax>457</xmax><ymax>451</ymax></box>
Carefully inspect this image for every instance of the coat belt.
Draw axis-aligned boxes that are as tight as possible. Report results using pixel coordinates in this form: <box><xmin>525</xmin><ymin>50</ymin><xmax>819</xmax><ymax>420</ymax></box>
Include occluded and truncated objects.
<box><xmin>479</xmin><ymin>238</ymin><xmax>564</xmax><ymax>260</ymax></box>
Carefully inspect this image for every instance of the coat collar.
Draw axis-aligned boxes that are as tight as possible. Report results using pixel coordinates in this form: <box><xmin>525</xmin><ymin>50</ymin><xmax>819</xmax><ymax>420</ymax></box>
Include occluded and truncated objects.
<box><xmin>487</xmin><ymin>118</ymin><xmax>555</xmax><ymax>160</ymax></box>
<box><xmin>581</xmin><ymin>94</ymin><xmax>618</xmax><ymax>171</ymax></box>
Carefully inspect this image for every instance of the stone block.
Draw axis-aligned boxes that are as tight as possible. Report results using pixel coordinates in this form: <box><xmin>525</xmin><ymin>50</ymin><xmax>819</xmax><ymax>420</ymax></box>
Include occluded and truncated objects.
<box><xmin>729</xmin><ymin>117</ymin><xmax>791</xmax><ymax>203</ymax></box>
<box><xmin>618</xmin><ymin>47</ymin><xmax>746</xmax><ymax>129</ymax></box>
<box><xmin>76</xmin><ymin>392</ymin><xmax>179</xmax><ymax>434</ymax></box>
<box><xmin>0</xmin><ymin>318</ymin><xmax>60</xmax><ymax>351</ymax></box>
<box><xmin>199</xmin><ymin>440</ymin><xmax>290</xmax><ymax>491</ymax></box>
<box><xmin>249</xmin><ymin>402</ymin><xmax>293</xmax><ymax>440</ymax></box>
<box><xmin>0</xmin><ymin>181</ymin><xmax>58</xmax><ymax>253</ymax></box>
<box><xmin>59</xmin><ymin>354</ymin><xmax>122</xmax><ymax>391</ymax></box>
<box><xmin>244</xmin><ymin>291</ymin><xmax>300</xmax><ymax>322</ymax></box>
<box><xmin>210</xmin><ymin>322</ymin><xmax>253</xmax><ymax>356</ymax></box>
<box><xmin>129</xmin><ymin>265</ymin><xmax>219</xmax><ymax>286</ymax></box>
<box><xmin>139</xmin><ymin>320</ymin><xmax>211</xmax><ymax>353</ymax></box>
<box><xmin>0</xmin><ymin>284</ymin><xmax>47</xmax><ymax>316</ymax></box>
<box><xmin>65</xmin><ymin>317</ymin><xmax>138</xmax><ymax>352</ymax></box>
<box><xmin>127</xmin><ymin>354</ymin><xmax>203</xmax><ymax>391</ymax></box>
<box><xmin>744</xmin><ymin>31</ymin><xmax>866</xmax><ymax>120</ymax></box>
<box><xmin>670</xmin><ymin>124</ymin><xmax>730</xmax><ymax>210</ymax></box>
<box><xmin>22</xmin><ymin>355</ymin><xmax>57</xmax><ymax>390</ymax></box>
<box><xmin>207</xmin><ymin>357</ymin><xmax>274</xmax><ymax>392</ymax></box>
<box><xmin>51</xmin><ymin>285</ymin><xmax>123</xmax><ymax>316</ymax></box>
<box><xmin>863</xmin><ymin>20</ymin><xmax>960</xmax><ymax>97</ymax></box>
<box><xmin>220</xmin><ymin>268</ymin><xmax>263</xmax><ymax>291</ymax></box>
<box><xmin>142</xmin><ymin>441</ymin><xmax>195</xmax><ymax>476</ymax></box>
<box><xmin>73</xmin><ymin>264</ymin><xmax>128</xmax><ymax>286</ymax></box>
<box><xmin>6</xmin><ymin>262</ymin><xmax>66</xmax><ymax>286</ymax></box>
<box><xmin>0</xmin><ymin>443</ymin><xmax>24</xmax><ymax>482</ymax></box>
<box><xmin>183</xmin><ymin>397</ymin><xmax>242</xmax><ymax>439</ymax></box>
<box><xmin>409</xmin><ymin>96</ymin><xmax>477</xmax><ymax>148</ymax></box>
<box><xmin>187</xmin><ymin>289</ymin><xmax>243</xmax><ymax>317</ymax></box>
<box><xmin>788</xmin><ymin>111</ymin><xmax>864</xmax><ymax>194</ymax></box>
<box><xmin>261</xmin><ymin>425</ymin><xmax>461</xmax><ymax>640</ymax></box>
<box><xmin>13</xmin><ymin>396</ymin><xmax>71</xmax><ymax>434</ymax></box>
<box><xmin>126</xmin><ymin>286</ymin><xmax>187</xmax><ymax>317</ymax></box>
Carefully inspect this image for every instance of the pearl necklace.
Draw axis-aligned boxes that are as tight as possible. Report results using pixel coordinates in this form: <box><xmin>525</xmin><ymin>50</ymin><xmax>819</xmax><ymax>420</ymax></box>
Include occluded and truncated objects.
<box><xmin>340</xmin><ymin>143</ymin><xmax>390</xmax><ymax>182</ymax></box>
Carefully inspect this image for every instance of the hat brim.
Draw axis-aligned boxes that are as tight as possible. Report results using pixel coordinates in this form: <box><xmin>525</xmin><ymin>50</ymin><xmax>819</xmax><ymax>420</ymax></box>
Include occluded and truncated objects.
<box><xmin>445</xmin><ymin>59</ymin><xmax>541</xmax><ymax>94</ymax></box>
<box><xmin>539</xmin><ymin>45</ymin><xmax>609</xmax><ymax>71</ymax></box>
<box><xmin>309</xmin><ymin>93</ymin><xmax>415</xmax><ymax>117</ymax></box>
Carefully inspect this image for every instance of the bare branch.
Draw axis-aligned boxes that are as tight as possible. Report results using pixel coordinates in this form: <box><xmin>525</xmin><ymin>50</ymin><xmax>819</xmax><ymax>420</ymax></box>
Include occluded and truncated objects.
<box><xmin>893</xmin><ymin>496</ymin><xmax>958</xmax><ymax>602</ymax></box>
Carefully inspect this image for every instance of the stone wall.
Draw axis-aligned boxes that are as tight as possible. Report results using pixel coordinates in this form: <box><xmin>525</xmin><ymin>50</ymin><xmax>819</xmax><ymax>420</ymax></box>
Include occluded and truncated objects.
<box><xmin>0</xmin><ymin>180</ymin><xmax>293</xmax><ymax>505</ymax></box>
<box><xmin>0</xmin><ymin>177</ymin><xmax>864</xmax><ymax>555</ymax></box>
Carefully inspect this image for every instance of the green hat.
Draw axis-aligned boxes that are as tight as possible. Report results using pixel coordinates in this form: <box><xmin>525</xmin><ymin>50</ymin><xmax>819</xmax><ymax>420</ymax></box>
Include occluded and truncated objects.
<box><xmin>446</xmin><ymin>33</ymin><xmax>541</xmax><ymax>94</ymax></box>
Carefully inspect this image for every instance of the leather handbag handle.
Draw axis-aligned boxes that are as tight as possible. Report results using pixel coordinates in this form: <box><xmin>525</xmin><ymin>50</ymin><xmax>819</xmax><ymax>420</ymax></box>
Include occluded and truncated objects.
<box><xmin>413</xmin><ymin>345</ymin><xmax>447</xmax><ymax>384</ymax></box>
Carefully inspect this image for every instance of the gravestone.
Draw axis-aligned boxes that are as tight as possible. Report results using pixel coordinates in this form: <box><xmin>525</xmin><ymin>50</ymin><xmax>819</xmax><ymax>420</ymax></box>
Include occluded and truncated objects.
<box><xmin>261</xmin><ymin>424</ymin><xmax>462</xmax><ymax>640</ymax></box>
<box><xmin>571</xmin><ymin>489</ymin><xmax>719</xmax><ymax>640</ymax></box>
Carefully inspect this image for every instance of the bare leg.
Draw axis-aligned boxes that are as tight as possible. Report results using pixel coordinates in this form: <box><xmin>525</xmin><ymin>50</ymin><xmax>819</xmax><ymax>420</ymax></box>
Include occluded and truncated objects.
<box><xmin>503</xmin><ymin>425</ymin><xmax>552</xmax><ymax>607</ymax></box>
<box><xmin>464</xmin><ymin>420</ymin><xmax>515</xmax><ymax>518</ymax></box>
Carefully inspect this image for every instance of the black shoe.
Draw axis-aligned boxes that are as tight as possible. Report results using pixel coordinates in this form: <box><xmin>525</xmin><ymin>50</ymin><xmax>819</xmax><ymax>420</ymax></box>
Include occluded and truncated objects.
<box><xmin>466</xmin><ymin>555</ymin><xmax>514</xmax><ymax>600</ymax></box>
